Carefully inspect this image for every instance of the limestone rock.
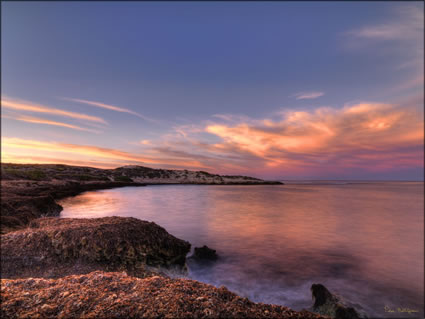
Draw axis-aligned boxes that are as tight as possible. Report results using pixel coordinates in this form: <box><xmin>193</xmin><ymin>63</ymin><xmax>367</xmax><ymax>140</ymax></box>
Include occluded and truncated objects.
<box><xmin>1</xmin><ymin>217</ymin><xmax>191</xmax><ymax>279</ymax></box>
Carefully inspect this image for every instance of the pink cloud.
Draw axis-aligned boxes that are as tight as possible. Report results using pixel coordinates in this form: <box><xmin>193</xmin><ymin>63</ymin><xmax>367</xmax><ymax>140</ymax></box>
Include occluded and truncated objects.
<box><xmin>151</xmin><ymin>101</ymin><xmax>423</xmax><ymax>177</ymax></box>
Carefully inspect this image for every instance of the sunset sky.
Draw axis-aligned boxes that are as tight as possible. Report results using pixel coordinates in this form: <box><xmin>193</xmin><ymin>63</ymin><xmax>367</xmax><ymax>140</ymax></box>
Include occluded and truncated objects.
<box><xmin>2</xmin><ymin>1</ymin><xmax>424</xmax><ymax>180</ymax></box>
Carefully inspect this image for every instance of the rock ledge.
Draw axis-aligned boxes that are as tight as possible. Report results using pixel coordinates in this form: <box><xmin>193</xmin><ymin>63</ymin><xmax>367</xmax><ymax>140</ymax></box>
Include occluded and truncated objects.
<box><xmin>1</xmin><ymin>217</ymin><xmax>191</xmax><ymax>279</ymax></box>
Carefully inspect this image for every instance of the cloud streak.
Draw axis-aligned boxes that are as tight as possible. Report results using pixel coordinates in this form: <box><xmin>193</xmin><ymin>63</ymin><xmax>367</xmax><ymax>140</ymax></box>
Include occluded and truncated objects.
<box><xmin>63</xmin><ymin>98</ymin><xmax>158</xmax><ymax>123</ymax></box>
<box><xmin>346</xmin><ymin>5</ymin><xmax>423</xmax><ymax>41</ymax></box>
<box><xmin>2</xmin><ymin>137</ymin><xmax>209</xmax><ymax>170</ymax></box>
<box><xmin>3</xmin><ymin>114</ymin><xmax>101</xmax><ymax>133</ymax></box>
<box><xmin>344</xmin><ymin>3</ymin><xmax>424</xmax><ymax>88</ymax></box>
<box><xmin>293</xmin><ymin>92</ymin><xmax>324</xmax><ymax>100</ymax></box>
<box><xmin>2</xmin><ymin>98</ymin><xmax>107</xmax><ymax>124</ymax></box>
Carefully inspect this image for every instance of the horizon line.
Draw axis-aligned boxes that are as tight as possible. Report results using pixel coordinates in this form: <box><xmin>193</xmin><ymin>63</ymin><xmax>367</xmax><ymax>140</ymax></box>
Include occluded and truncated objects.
<box><xmin>1</xmin><ymin>162</ymin><xmax>423</xmax><ymax>182</ymax></box>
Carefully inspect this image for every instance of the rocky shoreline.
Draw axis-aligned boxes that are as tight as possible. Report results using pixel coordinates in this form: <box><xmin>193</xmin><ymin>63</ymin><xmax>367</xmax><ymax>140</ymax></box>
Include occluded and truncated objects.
<box><xmin>1</xmin><ymin>216</ymin><xmax>333</xmax><ymax>319</ymax></box>
<box><xmin>1</xmin><ymin>163</ymin><xmax>361</xmax><ymax>318</ymax></box>
<box><xmin>1</xmin><ymin>163</ymin><xmax>281</xmax><ymax>233</ymax></box>
<box><xmin>1</xmin><ymin>179</ymin><xmax>146</xmax><ymax>233</ymax></box>
<box><xmin>1</xmin><ymin>271</ymin><xmax>330</xmax><ymax>319</ymax></box>
<box><xmin>1</xmin><ymin>217</ymin><xmax>190</xmax><ymax>280</ymax></box>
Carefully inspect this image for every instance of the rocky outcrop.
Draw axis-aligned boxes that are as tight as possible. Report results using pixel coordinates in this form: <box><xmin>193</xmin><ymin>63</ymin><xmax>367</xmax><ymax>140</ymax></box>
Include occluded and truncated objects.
<box><xmin>1</xmin><ymin>271</ymin><xmax>329</xmax><ymax>319</ymax></box>
<box><xmin>1</xmin><ymin>217</ymin><xmax>191</xmax><ymax>279</ymax></box>
<box><xmin>311</xmin><ymin>284</ymin><xmax>364</xmax><ymax>319</ymax></box>
<box><xmin>192</xmin><ymin>245</ymin><xmax>218</xmax><ymax>261</ymax></box>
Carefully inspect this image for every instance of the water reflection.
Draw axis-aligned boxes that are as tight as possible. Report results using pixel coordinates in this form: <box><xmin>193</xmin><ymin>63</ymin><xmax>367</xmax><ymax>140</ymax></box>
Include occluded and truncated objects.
<box><xmin>59</xmin><ymin>183</ymin><xmax>424</xmax><ymax>318</ymax></box>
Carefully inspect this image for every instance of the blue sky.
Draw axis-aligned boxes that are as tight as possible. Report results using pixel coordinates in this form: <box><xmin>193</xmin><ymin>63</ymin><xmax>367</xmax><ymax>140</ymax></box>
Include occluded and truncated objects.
<box><xmin>2</xmin><ymin>1</ymin><xmax>424</xmax><ymax>180</ymax></box>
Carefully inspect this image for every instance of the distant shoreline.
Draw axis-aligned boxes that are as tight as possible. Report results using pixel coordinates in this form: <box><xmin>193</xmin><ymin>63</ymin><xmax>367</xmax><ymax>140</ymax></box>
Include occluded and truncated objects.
<box><xmin>1</xmin><ymin>163</ymin><xmax>282</xmax><ymax>233</ymax></box>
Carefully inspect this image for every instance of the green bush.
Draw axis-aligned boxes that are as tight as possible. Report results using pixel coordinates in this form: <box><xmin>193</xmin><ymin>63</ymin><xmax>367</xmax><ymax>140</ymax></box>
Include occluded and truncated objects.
<box><xmin>25</xmin><ymin>170</ymin><xmax>46</xmax><ymax>180</ymax></box>
<box><xmin>114</xmin><ymin>175</ymin><xmax>133</xmax><ymax>182</ymax></box>
<box><xmin>4</xmin><ymin>168</ymin><xmax>46</xmax><ymax>180</ymax></box>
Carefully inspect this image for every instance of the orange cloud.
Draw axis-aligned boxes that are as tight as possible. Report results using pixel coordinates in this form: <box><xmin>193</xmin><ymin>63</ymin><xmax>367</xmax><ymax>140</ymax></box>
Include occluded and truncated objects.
<box><xmin>1</xmin><ymin>153</ymin><xmax>119</xmax><ymax>169</ymax></box>
<box><xmin>2</xmin><ymin>98</ymin><xmax>107</xmax><ymax>124</ymax></box>
<box><xmin>2</xmin><ymin>98</ymin><xmax>423</xmax><ymax>178</ymax></box>
<box><xmin>3</xmin><ymin>114</ymin><xmax>101</xmax><ymax>133</ymax></box>
<box><xmin>1</xmin><ymin>137</ymin><xmax>209</xmax><ymax>170</ymax></box>
<box><xmin>140</xmin><ymin>140</ymin><xmax>151</xmax><ymax>145</ymax></box>
<box><xmin>154</xmin><ymin>101</ymin><xmax>423</xmax><ymax>177</ymax></box>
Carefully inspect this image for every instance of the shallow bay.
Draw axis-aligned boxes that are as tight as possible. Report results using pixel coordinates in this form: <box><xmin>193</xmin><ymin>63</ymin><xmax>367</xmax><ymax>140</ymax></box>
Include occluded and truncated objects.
<box><xmin>59</xmin><ymin>182</ymin><xmax>424</xmax><ymax>318</ymax></box>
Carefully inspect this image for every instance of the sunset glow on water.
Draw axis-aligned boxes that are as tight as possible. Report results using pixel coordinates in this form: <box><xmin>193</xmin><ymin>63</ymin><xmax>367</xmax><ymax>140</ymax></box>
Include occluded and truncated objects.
<box><xmin>60</xmin><ymin>182</ymin><xmax>424</xmax><ymax>318</ymax></box>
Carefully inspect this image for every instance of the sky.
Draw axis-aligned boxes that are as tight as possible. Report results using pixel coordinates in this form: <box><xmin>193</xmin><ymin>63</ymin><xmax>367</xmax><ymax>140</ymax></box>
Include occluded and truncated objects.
<box><xmin>1</xmin><ymin>1</ymin><xmax>424</xmax><ymax>180</ymax></box>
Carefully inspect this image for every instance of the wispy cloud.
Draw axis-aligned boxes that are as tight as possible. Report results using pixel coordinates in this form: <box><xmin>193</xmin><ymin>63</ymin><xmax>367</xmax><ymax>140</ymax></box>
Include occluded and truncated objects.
<box><xmin>293</xmin><ymin>92</ymin><xmax>324</xmax><ymax>100</ymax></box>
<box><xmin>63</xmin><ymin>98</ymin><xmax>158</xmax><ymax>123</ymax></box>
<box><xmin>0</xmin><ymin>153</ymin><xmax>121</xmax><ymax>169</ymax></box>
<box><xmin>2</xmin><ymin>98</ymin><xmax>107</xmax><ymax>124</ymax></box>
<box><xmin>2</xmin><ymin>137</ymin><xmax>208</xmax><ymax>170</ymax></box>
<box><xmin>345</xmin><ymin>4</ymin><xmax>423</xmax><ymax>76</ymax></box>
<box><xmin>346</xmin><ymin>5</ymin><xmax>423</xmax><ymax>41</ymax></box>
<box><xmin>348</xmin><ymin>23</ymin><xmax>404</xmax><ymax>40</ymax></box>
<box><xmin>1</xmin><ymin>98</ymin><xmax>107</xmax><ymax>124</ymax></box>
<box><xmin>3</xmin><ymin>114</ymin><xmax>101</xmax><ymax>133</ymax></box>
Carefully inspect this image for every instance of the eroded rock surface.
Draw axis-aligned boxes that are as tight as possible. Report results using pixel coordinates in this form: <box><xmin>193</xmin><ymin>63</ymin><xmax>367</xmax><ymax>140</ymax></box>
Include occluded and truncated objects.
<box><xmin>1</xmin><ymin>217</ymin><xmax>190</xmax><ymax>279</ymax></box>
<box><xmin>1</xmin><ymin>271</ymin><xmax>329</xmax><ymax>319</ymax></box>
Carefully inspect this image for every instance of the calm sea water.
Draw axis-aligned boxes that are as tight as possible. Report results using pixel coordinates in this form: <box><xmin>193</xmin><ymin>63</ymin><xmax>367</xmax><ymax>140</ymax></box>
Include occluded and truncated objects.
<box><xmin>59</xmin><ymin>182</ymin><xmax>424</xmax><ymax>318</ymax></box>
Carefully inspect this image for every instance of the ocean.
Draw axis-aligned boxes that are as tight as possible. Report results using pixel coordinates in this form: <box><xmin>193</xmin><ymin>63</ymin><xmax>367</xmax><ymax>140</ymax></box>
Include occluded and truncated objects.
<box><xmin>59</xmin><ymin>181</ymin><xmax>424</xmax><ymax>318</ymax></box>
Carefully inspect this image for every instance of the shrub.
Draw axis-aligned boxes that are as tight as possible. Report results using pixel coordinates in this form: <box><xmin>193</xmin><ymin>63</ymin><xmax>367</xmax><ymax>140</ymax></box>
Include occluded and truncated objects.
<box><xmin>114</xmin><ymin>175</ymin><xmax>133</xmax><ymax>182</ymax></box>
<box><xmin>75</xmin><ymin>174</ymin><xmax>97</xmax><ymax>181</ymax></box>
<box><xmin>4</xmin><ymin>168</ymin><xmax>47</xmax><ymax>180</ymax></box>
<box><xmin>25</xmin><ymin>170</ymin><xmax>46</xmax><ymax>180</ymax></box>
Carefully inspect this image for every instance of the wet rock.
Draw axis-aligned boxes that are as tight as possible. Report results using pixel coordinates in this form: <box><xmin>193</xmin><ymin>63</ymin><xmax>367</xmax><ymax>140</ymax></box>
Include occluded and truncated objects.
<box><xmin>1</xmin><ymin>217</ymin><xmax>191</xmax><ymax>279</ymax></box>
<box><xmin>312</xmin><ymin>284</ymin><xmax>336</xmax><ymax>309</ymax></box>
<box><xmin>1</xmin><ymin>271</ymin><xmax>328</xmax><ymax>319</ymax></box>
<box><xmin>335</xmin><ymin>306</ymin><xmax>362</xmax><ymax>319</ymax></box>
<box><xmin>311</xmin><ymin>283</ymin><xmax>364</xmax><ymax>318</ymax></box>
<box><xmin>193</xmin><ymin>245</ymin><xmax>218</xmax><ymax>261</ymax></box>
